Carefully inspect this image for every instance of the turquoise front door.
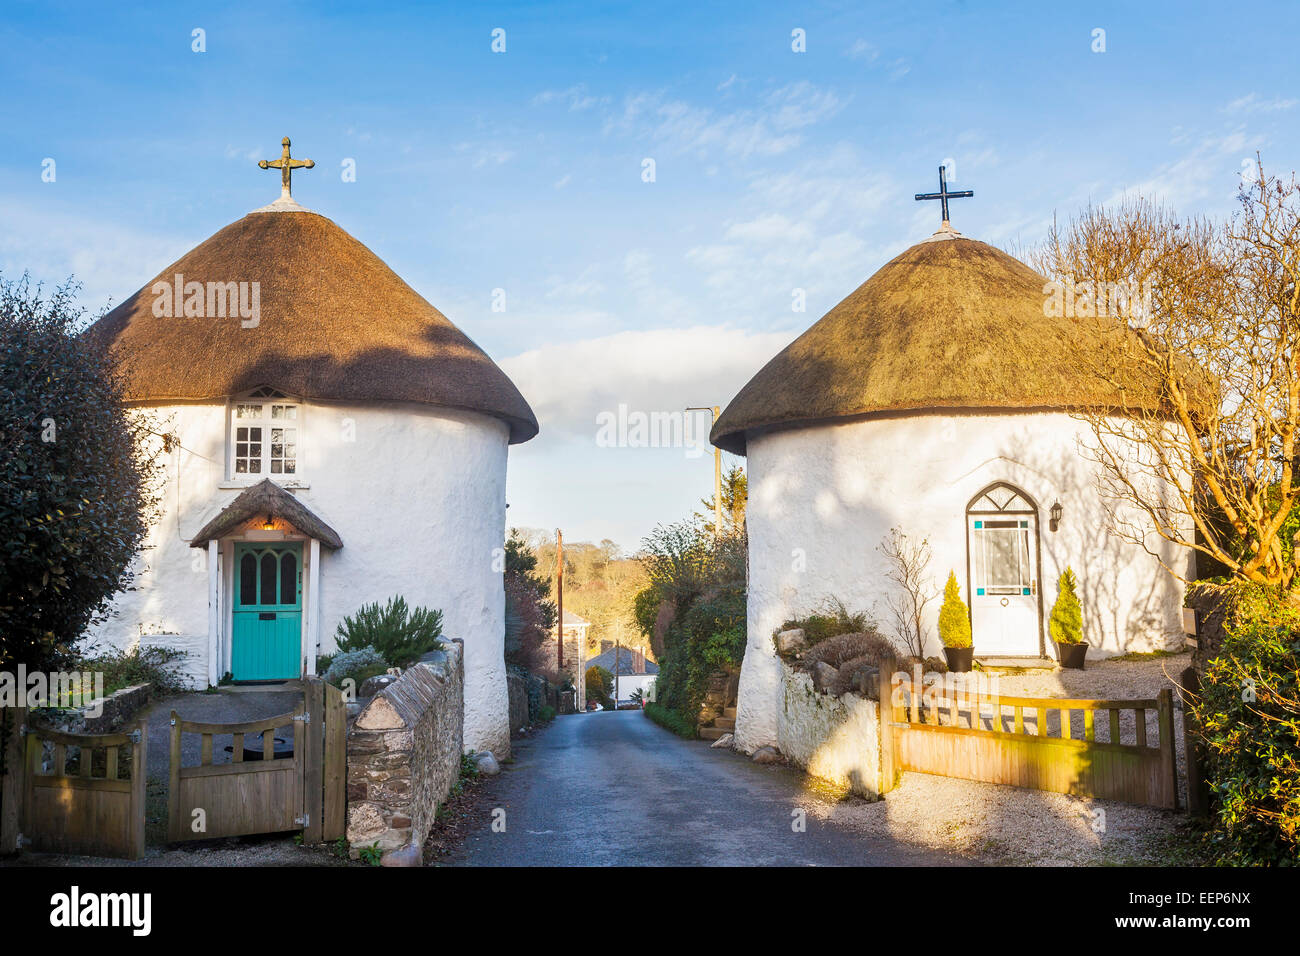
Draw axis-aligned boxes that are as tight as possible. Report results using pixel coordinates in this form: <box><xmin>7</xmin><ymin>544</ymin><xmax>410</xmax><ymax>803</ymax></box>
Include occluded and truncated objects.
<box><xmin>232</xmin><ymin>542</ymin><xmax>303</xmax><ymax>681</ymax></box>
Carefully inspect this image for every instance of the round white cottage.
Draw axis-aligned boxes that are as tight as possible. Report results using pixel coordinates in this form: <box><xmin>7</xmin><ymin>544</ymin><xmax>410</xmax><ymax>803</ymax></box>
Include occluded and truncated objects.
<box><xmin>84</xmin><ymin>189</ymin><xmax>537</xmax><ymax>759</ymax></box>
<box><xmin>711</xmin><ymin>227</ymin><xmax>1192</xmax><ymax>753</ymax></box>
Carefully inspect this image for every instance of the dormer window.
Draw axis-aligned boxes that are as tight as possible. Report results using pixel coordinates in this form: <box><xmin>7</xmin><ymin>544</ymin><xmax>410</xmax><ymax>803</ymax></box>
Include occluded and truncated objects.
<box><xmin>230</xmin><ymin>387</ymin><xmax>300</xmax><ymax>478</ymax></box>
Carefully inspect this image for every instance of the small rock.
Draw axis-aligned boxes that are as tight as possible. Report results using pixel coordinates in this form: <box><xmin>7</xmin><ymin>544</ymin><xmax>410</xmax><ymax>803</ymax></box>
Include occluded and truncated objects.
<box><xmin>752</xmin><ymin>745</ymin><xmax>782</xmax><ymax>765</ymax></box>
<box><xmin>776</xmin><ymin>628</ymin><xmax>807</xmax><ymax>654</ymax></box>
<box><xmin>812</xmin><ymin>660</ymin><xmax>839</xmax><ymax>693</ymax></box>
<box><xmin>380</xmin><ymin>843</ymin><xmax>422</xmax><ymax>867</ymax></box>
<box><xmin>359</xmin><ymin>673</ymin><xmax>399</xmax><ymax>697</ymax></box>
<box><xmin>710</xmin><ymin>732</ymin><xmax>734</xmax><ymax>749</ymax></box>
<box><xmin>474</xmin><ymin>751</ymin><xmax>501</xmax><ymax>775</ymax></box>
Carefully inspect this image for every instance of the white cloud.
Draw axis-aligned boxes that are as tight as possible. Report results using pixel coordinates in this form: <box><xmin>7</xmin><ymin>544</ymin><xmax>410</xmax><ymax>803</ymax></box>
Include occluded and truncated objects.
<box><xmin>0</xmin><ymin>198</ymin><xmax>191</xmax><ymax>319</ymax></box>
<box><xmin>499</xmin><ymin>325</ymin><xmax>797</xmax><ymax>440</ymax></box>
<box><xmin>1224</xmin><ymin>93</ymin><xmax>1298</xmax><ymax>115</ymax></box>
<box><xmin>533</xmin><ymin>84</ymin><xmax>608</xmax><ymax>111</ymax></box>
<box><xmin>607</xmin><ymin>81</ymin><xmax>845</xmax><ymax>160</ymax></box>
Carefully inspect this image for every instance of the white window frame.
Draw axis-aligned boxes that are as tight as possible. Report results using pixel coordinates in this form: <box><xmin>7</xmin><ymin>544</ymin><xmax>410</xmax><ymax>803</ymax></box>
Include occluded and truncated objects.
<box><xmin>226</xmin><ymin>387</ymin><xmax>305</xmax><ymax>483</ymax></box>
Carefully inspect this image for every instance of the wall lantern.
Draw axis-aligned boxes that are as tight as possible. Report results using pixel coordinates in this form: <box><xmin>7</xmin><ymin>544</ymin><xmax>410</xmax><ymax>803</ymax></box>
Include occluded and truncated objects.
<box><xmin>261</xmin><ymin>514</ymin><xmax>276</xmax><ymax>531</ymax></box>
<box><xmin>1049</xmin><ymin>500</ymin><xmax>1063</xmax><ymax>533</ymax></box>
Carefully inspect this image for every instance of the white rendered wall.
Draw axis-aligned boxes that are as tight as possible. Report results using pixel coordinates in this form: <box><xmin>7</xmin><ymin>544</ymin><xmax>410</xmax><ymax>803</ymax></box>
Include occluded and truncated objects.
<box><xmin>733</xmin><ymin>412</ymin><xmax>1193</xmax><ymax>753</ymax></box>
<box><xmin>84</xmin><ymin>399</ymin><xmax>513</xmax><ymax>758</ymax></box>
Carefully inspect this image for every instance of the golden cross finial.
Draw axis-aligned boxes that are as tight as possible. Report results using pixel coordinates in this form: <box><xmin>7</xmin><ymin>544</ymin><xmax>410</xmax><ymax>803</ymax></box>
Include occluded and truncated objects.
<box><xmin>258</xmin><ymin>137</ymin><xmax>315</xmax><ymax>200</ymax></box>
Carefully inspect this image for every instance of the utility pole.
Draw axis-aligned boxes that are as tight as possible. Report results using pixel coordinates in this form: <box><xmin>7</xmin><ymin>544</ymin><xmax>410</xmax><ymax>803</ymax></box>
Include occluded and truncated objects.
<box><xmin>556</xmin><ymin>528</ymin><xmax>564</xmax><ymax>671</ymax></box>
<box><xmin>614</xmin><ymin>641</ymin><xmax>620</xmax><ymax>709</ymax></box>
<box><xmin>687</xmin><ymin>405</ymin><xmax>723</xmax><ymax>535</ymax></box>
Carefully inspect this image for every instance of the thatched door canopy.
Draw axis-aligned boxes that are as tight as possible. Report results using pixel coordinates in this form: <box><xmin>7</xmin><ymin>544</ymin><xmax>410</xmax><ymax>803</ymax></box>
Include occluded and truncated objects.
<box><xmin>190</xmin><ymin>479</ymin><xmax>343</xmax><ymax>549</ymax></box>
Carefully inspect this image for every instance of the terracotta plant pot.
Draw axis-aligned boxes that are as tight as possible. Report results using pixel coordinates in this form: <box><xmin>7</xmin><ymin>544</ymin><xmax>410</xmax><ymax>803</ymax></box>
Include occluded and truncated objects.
<box><xmin>943</xmin><ymin>646</ymin><xmax>973</xmax><ymax>673</ymax></box>
<box><xmin>1055</xmin><ymin>641</ymin><xmax>1087</xmax><ymax>670</ymax></box>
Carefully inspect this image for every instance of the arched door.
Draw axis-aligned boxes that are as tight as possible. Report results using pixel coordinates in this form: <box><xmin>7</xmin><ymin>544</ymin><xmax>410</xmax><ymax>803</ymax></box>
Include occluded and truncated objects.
<box><xmin>231</xmin><ymin>542</ymin><xmax>303</xmax><ymax>680</ymax></box>
<box><xmin>966</xmin><ymin>483</ymin><xmax>1043</xmax><ymax>656</ymax></box>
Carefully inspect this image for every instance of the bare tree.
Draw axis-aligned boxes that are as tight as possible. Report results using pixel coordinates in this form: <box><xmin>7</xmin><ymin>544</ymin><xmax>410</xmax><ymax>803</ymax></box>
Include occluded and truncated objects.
<box><xmin>1034</xmin><ymin>159</ymin><xmax>1300</xmax><ymax>587</ymax></box>
<box><xmin>878</xmin><ymin>528</ymin><xmax>937</xmax><ymax>658</ymax></box>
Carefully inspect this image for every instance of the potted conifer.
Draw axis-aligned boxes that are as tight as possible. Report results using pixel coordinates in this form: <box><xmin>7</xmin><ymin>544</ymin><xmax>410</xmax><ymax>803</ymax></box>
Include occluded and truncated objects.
<box><xmin>1050</xmin><ymin>567</ymin><xmax>1087</xmax><ymax>669</ymax></box>
<box><xmin>938</xmin><ymin>571</ymin><xmax>973</xmax><ymax>672</ymax></box>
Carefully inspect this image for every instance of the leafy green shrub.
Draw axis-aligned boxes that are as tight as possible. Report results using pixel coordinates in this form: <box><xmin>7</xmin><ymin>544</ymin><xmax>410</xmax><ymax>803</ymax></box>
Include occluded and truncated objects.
<box><xmin>323</xmin><ymin>647</ymin><xmax>387</xmax><ymax>689</ymax></box>
<box><xmin>1</xmin><ymin>274</ymin><xmax>160</xmax><ymax>675</ymax></box>
<box><xmin>76</xmin><ymin>645</ymin><xmax>189</xmax><ymax>696</ymax></box>
<box><xmin>1191</xmin><ymin>584</ymin><xmax>1300</xmax><ymax>865</ymax></box>
<box><xmin>781</xmin><ymin>597</ymin><xmax>870</xmax><ymax>648</ymax></box>
<box><xmin>644</xmin><ymin>702</ymin><xmax>697</xmax><ymax>738</ymax></box>
<box><xmin>938</xmin><ymin>572</ymin><xmax>972</xmax><ymax>648</ymax></box>
<box><xmin>1049</xmin><ymin>567</ymin><xmax>1084</xmax><ymax>644</ymax></box>
<box><xmin>586</xmin><ymin>665</ymin><xmax>614</xmax><ymax>708</ymax></box>
<box><xmin>335</xmin><ymin>595</ymin><xmax>443</xmax><ymax>667</ymax></box>
<box><xmin>635</xmin><ymin>517</ymin><xmax>747</xmax><ymax>726</ymax></box>
<box><xmin>536</xmin><ymin>704</ymin><xmax>556</xmax><ymax>722</ymax></box>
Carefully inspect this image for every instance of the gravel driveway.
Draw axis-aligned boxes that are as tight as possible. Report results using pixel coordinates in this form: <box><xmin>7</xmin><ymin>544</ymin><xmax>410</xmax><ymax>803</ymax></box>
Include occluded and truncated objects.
<box><xmin>812</xmin><ymin>651</ymin><xmax>1202</xmax><ymax>866</ymax></box>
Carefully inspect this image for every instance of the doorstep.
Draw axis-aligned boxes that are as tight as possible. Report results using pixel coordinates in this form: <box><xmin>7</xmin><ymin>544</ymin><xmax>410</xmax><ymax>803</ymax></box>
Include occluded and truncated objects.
<box><xmin>974</xmin><ymin>657</ymin><xmax>1056</xmax><ymax>671</ymax></box>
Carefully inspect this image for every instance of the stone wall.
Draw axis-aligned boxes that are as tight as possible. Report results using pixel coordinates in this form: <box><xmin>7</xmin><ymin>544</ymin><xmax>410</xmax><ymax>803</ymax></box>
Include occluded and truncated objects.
<box><xmin>346</xmin><ymin>640</ymin><xmax>464</xmax><ymax>861</ymax></box>
<box><xmin>30</xmin><ymin>682</ymin><xmax>152</xmax><ymax>736</ymax></box>
<box><xmin>777</xmin><ymin>660</ymin><xmax>883</xmax><ymax>798</ymax></box>
<box><xmin>507</xmin><ymin>671</ymin><xmax>529</xmax><ymax>735</ymax></box>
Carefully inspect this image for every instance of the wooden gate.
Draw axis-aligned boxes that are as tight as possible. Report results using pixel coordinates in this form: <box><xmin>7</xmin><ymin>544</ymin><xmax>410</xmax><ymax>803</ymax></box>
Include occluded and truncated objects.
<box><xmin>168</xmin><ymin>677</ymin><xmax>345</xmax><ymax>844</ymax></box>
<box><xmin>2</xmin><ymin>709</ymin><xmax>148</xmax><ymax>859</ymax></box>
<box><xmin>881</xmin><ymin>668</ymin><xmax>1178</xmax><ymax>809</ymax></box>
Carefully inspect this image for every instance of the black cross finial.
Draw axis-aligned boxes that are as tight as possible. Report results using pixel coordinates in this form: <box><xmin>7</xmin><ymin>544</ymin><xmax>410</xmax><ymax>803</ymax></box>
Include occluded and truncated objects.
<box><xmin>914</xmin><ymin>165</ymin><xmax>973</xmax><ymax>226</ymax></box>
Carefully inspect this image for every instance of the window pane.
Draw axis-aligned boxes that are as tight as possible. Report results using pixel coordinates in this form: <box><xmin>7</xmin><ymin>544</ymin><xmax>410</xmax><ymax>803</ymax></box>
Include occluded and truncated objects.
<box><xmin>270</xmin><ymin>460</ymin><xmax>282</xmax><ymax>473</ymax></box>
<box><xmin>236</xmin><ymin>404</ymin><xmax>263</xmax><ymax>419</ymax></box>
<box><xmin>280</xmin><ymin>553</ymin><xmax>297</xmax><ymax>605</ymax></box>
<box><xmin>260</xmin><ymin>553</ymin><xmax>278</xmax><ymax>605</ymax></box>
<box><xmin>236</xmin><ymin>427</ymin><xmax>248</xmax><ymax>441</ymax></box>
<box><xmin>249</xmin><ymin>459</ymin><xmax>261</xmax><ymax>474</ymax></box>
<box><xmin>235</xmin><ymin>459</ymin><xmax>248</xmax><ymax>474</ymax></box>
<box><xmin>239</xmin><ymin>554</ymin><xmax>257</xmax><ymax>604</ymax></box>
<box><xmin>984</xmin><ymin>530</ymin><xmax>1021</xmax><ymax>592</ymax></box>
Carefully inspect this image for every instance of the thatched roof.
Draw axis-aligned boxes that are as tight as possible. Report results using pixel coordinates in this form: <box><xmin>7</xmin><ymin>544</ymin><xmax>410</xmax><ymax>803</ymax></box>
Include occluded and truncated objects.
<box><xmin>190</xmin><ymin>478</ymin><xmax>343</xmax><ymax>549</ymax></box>
<box><xmin>86</xmin><ymin>206</ymin><xmax>538</xmax><ymax>444</ymax></box>
<box><xmin>711</xmin><ymin>233</ymin><xmax>1162</xmax><ymax>455</ymax></box>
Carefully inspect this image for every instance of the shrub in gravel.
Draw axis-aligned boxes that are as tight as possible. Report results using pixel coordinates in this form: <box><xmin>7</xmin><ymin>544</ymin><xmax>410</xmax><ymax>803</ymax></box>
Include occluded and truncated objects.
<box><xmin>334</xmin><ymin>595</ymin><xmax>443</xmax><ymax>667</ymax></box>
<box><xmin>323</xmin><ymin>647</ymin><xmax>387</xmax><ymax>690</ymax></box>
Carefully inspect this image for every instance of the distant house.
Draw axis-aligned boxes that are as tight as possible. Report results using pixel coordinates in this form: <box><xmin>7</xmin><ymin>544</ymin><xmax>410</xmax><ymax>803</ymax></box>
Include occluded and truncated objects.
<box><xmin>539</xmin><ymin>610</ymin><xmax>593</xmax><ymax>709</ymax></box>
<box><xmin>584</xmin><ymin>646</ymin><xmax>658</xmax><ymax>704</ymax></box>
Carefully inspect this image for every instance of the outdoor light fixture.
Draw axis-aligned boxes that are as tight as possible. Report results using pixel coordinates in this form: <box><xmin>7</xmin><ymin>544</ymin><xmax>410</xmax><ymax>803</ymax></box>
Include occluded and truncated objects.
<box><xmin>1050</xmin><ymin>500</ymin><xmax>1063</xmax><ymax>533</ymax></box>
<box><xmin>262</xmin><ymin>515</ymin><xmax>276</xmax><ymax>531</ymax></box>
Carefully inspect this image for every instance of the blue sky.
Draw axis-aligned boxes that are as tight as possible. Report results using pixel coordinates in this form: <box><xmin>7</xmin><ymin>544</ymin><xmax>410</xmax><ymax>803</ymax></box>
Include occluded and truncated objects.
<box><xmin>2</xmin><ymin>1</ymin><xmax>1297</xmax><ymax>551</ymax></box>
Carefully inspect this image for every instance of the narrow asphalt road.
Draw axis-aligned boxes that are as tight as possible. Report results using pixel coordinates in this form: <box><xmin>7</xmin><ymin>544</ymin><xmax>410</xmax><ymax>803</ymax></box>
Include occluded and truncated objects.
<box><xmin>446</xmin><ymin>709</ymin><xmax>965</xmax><ymax>866</ymax></box>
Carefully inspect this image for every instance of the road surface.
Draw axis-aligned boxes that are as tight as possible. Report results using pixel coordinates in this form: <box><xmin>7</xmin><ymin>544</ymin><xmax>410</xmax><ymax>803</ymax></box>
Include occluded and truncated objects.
<box><xmin>445</xmin><ymin>709</ymin><xmax>964</xmax><ymax>866</ymax></box>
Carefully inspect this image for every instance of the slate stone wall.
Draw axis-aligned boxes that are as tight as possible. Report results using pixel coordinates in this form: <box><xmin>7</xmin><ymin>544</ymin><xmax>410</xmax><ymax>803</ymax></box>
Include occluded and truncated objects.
<box><xmin>346</xmin><ymin>640</ymin><xmax>464</xmax><ymax>858</ymax></box>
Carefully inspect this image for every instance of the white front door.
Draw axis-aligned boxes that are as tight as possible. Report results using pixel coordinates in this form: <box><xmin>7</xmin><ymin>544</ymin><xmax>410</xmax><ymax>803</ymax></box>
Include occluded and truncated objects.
<box><xmin>968</xmin><ymin>512</ymin><xmax>1041</xmax><ymax>656</ymax></box>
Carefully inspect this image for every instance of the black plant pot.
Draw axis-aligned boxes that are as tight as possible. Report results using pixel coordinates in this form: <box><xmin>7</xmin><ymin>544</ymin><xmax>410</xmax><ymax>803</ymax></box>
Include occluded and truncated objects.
<box><xmin>943</xmin><ymin>646</ymin><xmax>973</xmax><ymax>673</ymax></box>
<box><xmin>1055</xmin><ymin>641</ymin><xmax>1087</xmax><ymax>670</ymax></box>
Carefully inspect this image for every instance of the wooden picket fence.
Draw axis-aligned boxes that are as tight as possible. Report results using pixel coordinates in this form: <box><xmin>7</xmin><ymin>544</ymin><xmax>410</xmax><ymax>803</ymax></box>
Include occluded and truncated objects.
<box><xmin>877</xmin><ymin>656</ymin><xmax>1179</xmax><ymax>809</ymax></box>
<box><xmin>0</xmin><ymin>677</ymin><xmax>346</xmax><ymax>859</ymax></box>
<box><xmin>168</xmin><ymin>678</ymin><xmax>346</xmax><ymax>844</ymax></box>
<box><xmin>0</xmin><ymin>707</ymin><xmax>147</xmax><ymax>859</ymax></box>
